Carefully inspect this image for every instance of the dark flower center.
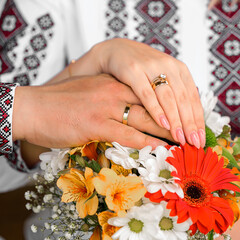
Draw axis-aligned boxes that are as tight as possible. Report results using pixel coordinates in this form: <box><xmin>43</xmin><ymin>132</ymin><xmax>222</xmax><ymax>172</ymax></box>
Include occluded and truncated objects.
<box><xmin>183</xmin><ymin>176</ymin><xmax>210</xmax><ymax>206</ymax></box>
<box><xmin>186</xmin><ymin>185</ymin><xmax>202</xmax><ymax>199</ymax></box>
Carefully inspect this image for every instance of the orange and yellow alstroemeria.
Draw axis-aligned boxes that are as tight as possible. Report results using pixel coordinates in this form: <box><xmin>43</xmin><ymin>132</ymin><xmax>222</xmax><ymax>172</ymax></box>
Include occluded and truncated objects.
<box><xmin>93</xmin><ymin>168</ymin><xmax>146</xmax><ymax>216</ymax></box>
<box><xmin>98</xmin><ymin>211</ymin><xmax>120</xmax><ymax>240</ymax></box>
<box><xmin>57</xmin><ymin>167</ymin><xmax>98</xmax><ymax>218</ymax></box>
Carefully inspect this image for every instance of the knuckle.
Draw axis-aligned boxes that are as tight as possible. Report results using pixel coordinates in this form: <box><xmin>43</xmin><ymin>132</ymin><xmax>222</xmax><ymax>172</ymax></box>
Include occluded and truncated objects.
<box><xmin>176</xmin><ymin>90</ymin><xmax>188</xmax><ymax>103</ymax></box>
<box><xmin>178</xmin><ymin>60</ymin><xmax>189</xmax><ymax>71</ymax></box>
<box><xmin>128</xmin><ymin>61</ymin><xmax>141</xmax><ymax>73</ymax></box>
<box><xmin>123</xmin><ymin>127</ymin><xmax>136</xmax><ymax>140</ymax></box>
<box><xmin>144</xmin><ymin>135</ymin><xmax>155</xmax><ymax>146</ymax></box>
<box><xmin>140</xmin><ymin>87</ymin><xmax>153</xmax><ymax>99</ymax></box>
<box><xmin>159</xmin><ymin>87</ymin><xmax>174</xmax><ymax>101</ymax></box>
<box><xmin>139</xmin><ymin>107</ymin><xmax>152</xmax><ymax>123</ymax></box>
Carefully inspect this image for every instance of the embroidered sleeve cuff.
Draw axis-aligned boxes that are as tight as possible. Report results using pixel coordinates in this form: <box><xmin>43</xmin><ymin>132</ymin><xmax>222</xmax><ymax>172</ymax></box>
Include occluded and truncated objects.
<box><xmin>0</xmin><ymin>83</ymin><xmax>19</xmax><ymax>153</ymax></box>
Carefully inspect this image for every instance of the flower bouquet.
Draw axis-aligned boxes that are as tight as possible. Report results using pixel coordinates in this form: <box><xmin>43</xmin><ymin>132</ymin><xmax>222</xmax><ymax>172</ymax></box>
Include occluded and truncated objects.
<box><xmin>26</xmin><ymin>92</ymin><xmax>240</xmax><ymax>240</ymax></box>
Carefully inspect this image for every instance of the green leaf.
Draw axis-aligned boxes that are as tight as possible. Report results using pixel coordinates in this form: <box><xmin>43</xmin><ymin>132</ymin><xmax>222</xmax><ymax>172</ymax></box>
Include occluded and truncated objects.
<box><xmin>235</xmin><ymin>191</ymin><xmax>240</xmax><ymax>197</ymax></box>
<box><xmin>84</xmin><ymin>191</ymin><xmax>97</xmax><ymax>204</ymax></box>
<box><xmin>57</xmin><ymin>169</ymin><xmax>70</xmax><ymax>175</ymax></box>
<box><xmin>70</xmin><ymin>154</ymin><xmax>76</xmax><ymax>161</ymax></box>
<box><xmin>90</xmin><ymin>160</ymin><xmax>101</xmax><ymax>173</ymax></box>
<box><xmin>233</xmin><ymin>138</ymin><xmax>240</xmax><ymax>156</ymax></box>
<box><xmin>217</xmin><ymin>125</ymin><xmax>231</xmax><ymax>139</ymax></box>
<box><xmin>222</xmin><ymin>147</ymin><xmax>240</xmax><ymax>170</ymax></box>
<box><xmin>205</xmin><ymin>126</ymin><xmax>217</xmax><ymax>148</ymax></box>
<box><xmin>75</xmin><ymin>155</ymin><xmax>86</xmax><ymax>167</ymax></box>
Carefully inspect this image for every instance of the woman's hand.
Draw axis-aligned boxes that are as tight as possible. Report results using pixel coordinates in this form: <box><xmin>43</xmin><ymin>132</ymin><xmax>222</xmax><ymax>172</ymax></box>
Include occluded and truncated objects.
<box><xmin>13</xmin><ymin>74</ymin><xmax>173</xmax><ymax>150</ymax></box>
<box><xmin>90</xmin><ymin>39</ymin><xmax>205</xmax><ymax>149</ymax></box>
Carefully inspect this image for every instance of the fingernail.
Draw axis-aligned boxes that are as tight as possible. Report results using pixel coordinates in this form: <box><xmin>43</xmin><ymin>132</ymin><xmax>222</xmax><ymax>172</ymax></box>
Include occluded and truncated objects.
<box><xmin>160</xmin><ymin>115</ymin><xmax>170</xmax><ymax>130</ymax></box>
<box><xmin>198</xmin><ymin>129</ymin><xmax>206</xmax><ymax>148</ymax></box>
<box><xmin>190</xmin><ymin>131</ymin><xmax>200</xmax><ymax>149</ymax></box>
<box><xmin>176</xmin><ymin>128</ymin><xmax>186</xmax><ymax>146</ymax></box>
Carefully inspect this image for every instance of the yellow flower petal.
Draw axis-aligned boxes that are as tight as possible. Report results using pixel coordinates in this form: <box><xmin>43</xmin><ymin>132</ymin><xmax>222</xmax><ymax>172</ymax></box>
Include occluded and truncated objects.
<box><xmin>93</xmin><ymin>168</ymin><xmax>118</xmax><ymax>195</ymax></box>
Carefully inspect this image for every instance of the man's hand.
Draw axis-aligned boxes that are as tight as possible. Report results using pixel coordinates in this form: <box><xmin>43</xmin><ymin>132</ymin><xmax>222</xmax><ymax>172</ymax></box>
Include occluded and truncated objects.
<box><xmin>13</xmin><ymin>74</ymin><xmax>173</xmax><ymax>150</ymax></box>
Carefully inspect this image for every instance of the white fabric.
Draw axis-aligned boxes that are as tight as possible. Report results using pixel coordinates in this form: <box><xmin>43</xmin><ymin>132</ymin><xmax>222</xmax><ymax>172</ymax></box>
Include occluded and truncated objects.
<box><xmin>0</xmin><ymin>0</ymin><xmax>83</xmax><ymax>192</ymax></box>
<box><xmin>0</xmin><ymin>0</ymin><xmax>210</xmax><ymax>191</ymax></box>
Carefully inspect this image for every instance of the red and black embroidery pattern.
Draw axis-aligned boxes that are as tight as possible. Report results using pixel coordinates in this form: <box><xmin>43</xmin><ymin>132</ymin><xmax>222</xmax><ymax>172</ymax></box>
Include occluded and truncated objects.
<box><xmin>0</xmin><ymin>0</ymin><xmax>54</xmax><ymax>172</ymax></box>
<box><xmin>0</xmin><ymin>83</ymin><xmax>18</xmax><ymax>153</ymax></box>
<box><xmin>105</xmin><ymin>0</ymin><xmax>179</xmax><ymax>57</ymax></box>
<box><xmin>208</xmin><ymin>0</ymin><xmax>240</xmax><ymax>136</ymax></box>
<box><xmin>0</xmin><ymin>0</ymin><xmax>27</xmax><ymax>75</ymax></box>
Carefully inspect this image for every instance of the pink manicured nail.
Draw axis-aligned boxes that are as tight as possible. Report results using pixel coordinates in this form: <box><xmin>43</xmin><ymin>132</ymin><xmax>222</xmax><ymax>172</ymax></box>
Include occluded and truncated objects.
<box><xmin>190</xmin><ymin>131</ymin><xmax>200</xmax><ymax>149</ymax></box>
<box><xmin>198</xmin><ymin>129</ymin><xmax>206</xmax><ymax>148</ymax></box>
<box><xmin>176</xmin><ymin>128</ymin><xmax>186</xmax><ymax>146</ymax></box>
<box><xmin>160</xmin><ymin>115</ymin><xmax>170</xmax><ymax>130</ymax></box>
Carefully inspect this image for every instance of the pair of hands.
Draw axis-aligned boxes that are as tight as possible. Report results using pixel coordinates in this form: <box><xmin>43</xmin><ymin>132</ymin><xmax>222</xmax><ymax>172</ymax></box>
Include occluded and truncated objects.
<box><xmin>14</xmin><ymin>38</ymin><xmax>205</xmax><ymax>156</ymax></box>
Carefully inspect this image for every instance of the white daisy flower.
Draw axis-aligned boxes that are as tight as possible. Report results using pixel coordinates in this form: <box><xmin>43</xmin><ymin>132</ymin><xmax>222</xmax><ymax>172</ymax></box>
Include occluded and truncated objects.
<box><xmin>200</xmin><ymin>91</ymin><xmax>230</xmax><ymax>136</ymax></box>
<box><xmin>39</xmin><ymin>148</ymin><xmax>69</xmax><ymax>175</ymax></box>
<box><xmin>105</xmin><ymin>142</ymin><xmax>140</xmax><ymax>169</ymax></box>
<box><xmin>108</xmin><ymin>203</ymin><xmax>160</xmax><ymax>240</ymax></box>
<box><xmin>153</xmin><ymin>201</ymin><xmax>192</xmax><ymax>240</ymax></box>
<box><xmin>138</xmin><ymin>146</ymin><xmax>183</xmax><ymax>198</ymax></box>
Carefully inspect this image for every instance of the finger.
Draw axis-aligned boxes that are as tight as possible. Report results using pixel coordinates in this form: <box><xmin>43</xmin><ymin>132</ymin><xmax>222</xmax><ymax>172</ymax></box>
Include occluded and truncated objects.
<box><xmin>100</xmin><ymin>120</ymin><xmax>167</xmax><ymax>149</ymax></box>
<box><xmin>180</xmin><ymin>68</ymin><xmax>205</xmax><ymax>148</ymax></box>
<box><xmin>164</xmin><ymin>71</ymin><xmax>201</xmax><ymax>149</ymax></box>
<box><xmin>208</xmin><ymin>0</ymin><xmax>221</xmax><ymax>9</ymax></box>
<box><xmin>126</xmin><ymin>69</ymin><xmax>171</xmax><ymax>131</ymax></box>
<box><xmin>109</xmin><ymin>79</ymin><xmax>142</xmax><ymax>105</ymax></box>
<box><xmin>154</xmin><ymin>84</ymin><xmax>185</xmax><ymax>145</ymax></box>
<box><xmin>113</xmin><ymin>104</ymin><xmax>175</xmax><ymax>142</ymax></box>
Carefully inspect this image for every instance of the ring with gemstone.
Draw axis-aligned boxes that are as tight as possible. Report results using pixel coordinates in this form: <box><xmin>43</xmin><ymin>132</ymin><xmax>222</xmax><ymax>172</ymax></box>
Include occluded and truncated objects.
<box><xmin>122</xmin><ymin>104</ymin><xmax>131</xmax><ymax>125</ymax></box>
<box><xmin>151</xmin><ymin>74</ymin><xmax>169</xmax><ymax>90</ymax></box>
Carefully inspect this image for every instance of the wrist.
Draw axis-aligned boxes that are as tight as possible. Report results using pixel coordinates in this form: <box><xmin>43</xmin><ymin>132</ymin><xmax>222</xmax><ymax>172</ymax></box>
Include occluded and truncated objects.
<box><xmin>12</xmin><ymin>86</ymin><xmax>35</xmax><ymax>141</ymax></box>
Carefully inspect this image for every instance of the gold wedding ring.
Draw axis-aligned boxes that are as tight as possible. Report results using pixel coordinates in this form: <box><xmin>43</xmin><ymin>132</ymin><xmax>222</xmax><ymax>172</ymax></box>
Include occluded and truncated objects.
<box><xmin>122</xmin><ymin>104</ymin><xmax>131</xmax><ymax>125</ymax></box>
<box><xmin>151</xmin><ymin>74</ymin><xmax>169</xmax><ymax>90</ymax></box>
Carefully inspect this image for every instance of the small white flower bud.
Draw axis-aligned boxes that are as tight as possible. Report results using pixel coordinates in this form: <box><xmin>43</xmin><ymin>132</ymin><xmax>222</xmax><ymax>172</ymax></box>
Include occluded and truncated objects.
<box><xmin>31</xmin><ymin>224</ymin><xmax>37</xmax><ymax>233</ymax></box>
<box><xmin>65</xmin><ymin>232</ymin><xmax>72</xmax><ymax>239</ymax></box>
<box><xmin>69</xmin><ymin>204</ymin><xmax>75</xmax><ymax>211</ymax></box>
<box><xmin>50</xmin><ymin>187</ymin><xmax>55</xmax><ymax>193</ymax></box>
<box><xmin>33</xmin><ymin>172</ymin><xmax>39</xmax><ymax>180</ymax></box>
<box><xmin>31</xmin><ymin>191</ymin><xmax>38</xmax><ymax>199</ymax></box>
<box><xmin>36</xmin><ymin>185</ymin><xmax>44</xmax><ymax>194</ymax></box>
<box><xmin>43</xmin><ymin>194</ymin><xmax>53</xmax><ymax>203</ymax></box>
<box><xmin>44</xmin><ymin>172</ymin><xmax>54</xmax><ymax>182</ymax></box>
<box><xmin>53</xmin><ymin>205</ymin><xmax>58</xmax><ymax>212</ymax></box>
<box><xmin>51</xmin><ymin>224</ymin><xmax>57</xmax><ymax>232</ymax></box>
<box><xmin>32</xmin><ymin>205</ymin><xmax>41</xmax><ymax>213</ymax></box>
<box><xmin>25</xmin><ymin>203</ymin><xmax>32</xmax><ymax>210</ymax></box>
<box><xmin>52</xmin><ymin>213</ymin><xmax>58</xmax><ymax>219</ymax></box>
<box><xmin>44</xmin><ymin>222</ymin><xmax>50</xmax><ymax>229</ymax></box>
<box><xmin>24</xmin><ymin>191</ymin><xmax>31</xmax><ymax>200</ymax></box>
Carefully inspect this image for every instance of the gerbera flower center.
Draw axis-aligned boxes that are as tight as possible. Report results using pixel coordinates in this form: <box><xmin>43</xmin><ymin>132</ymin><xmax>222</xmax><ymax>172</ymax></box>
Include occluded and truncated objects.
<box><xmin>129</xmin><ymin>151</ymin><xmax>139</xmax><ymax>160</ymax></box>
<box><xmin>128</xmin><ymin>218</ymin><xmax>144</xmax><ymax>233</ymax></box>
<box><xmin>183</xmin><ymin>176</ymin><xmax>210</xmax><ymax>206</ymax></box>
<box><xmin>159</xmin><ymin>169</ymin><xmax>172</xmax><ymax>179</ymax></box>
<box><xmin>159</xmin><ymin>217</ymin><xmax>173</xmax><ymax>230</ymax></box>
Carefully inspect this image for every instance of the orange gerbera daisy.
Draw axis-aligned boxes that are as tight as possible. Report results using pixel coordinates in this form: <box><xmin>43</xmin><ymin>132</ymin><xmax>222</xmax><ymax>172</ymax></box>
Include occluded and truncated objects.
<box><xmin>57</xmin><ymin>167</ymin><xmax>98</xmax><ymax>218</ymax></box>
<box><xmin>146</xmin><ymin>144</ymin><xmax>240</xmax><ymax>235</ymax></box>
